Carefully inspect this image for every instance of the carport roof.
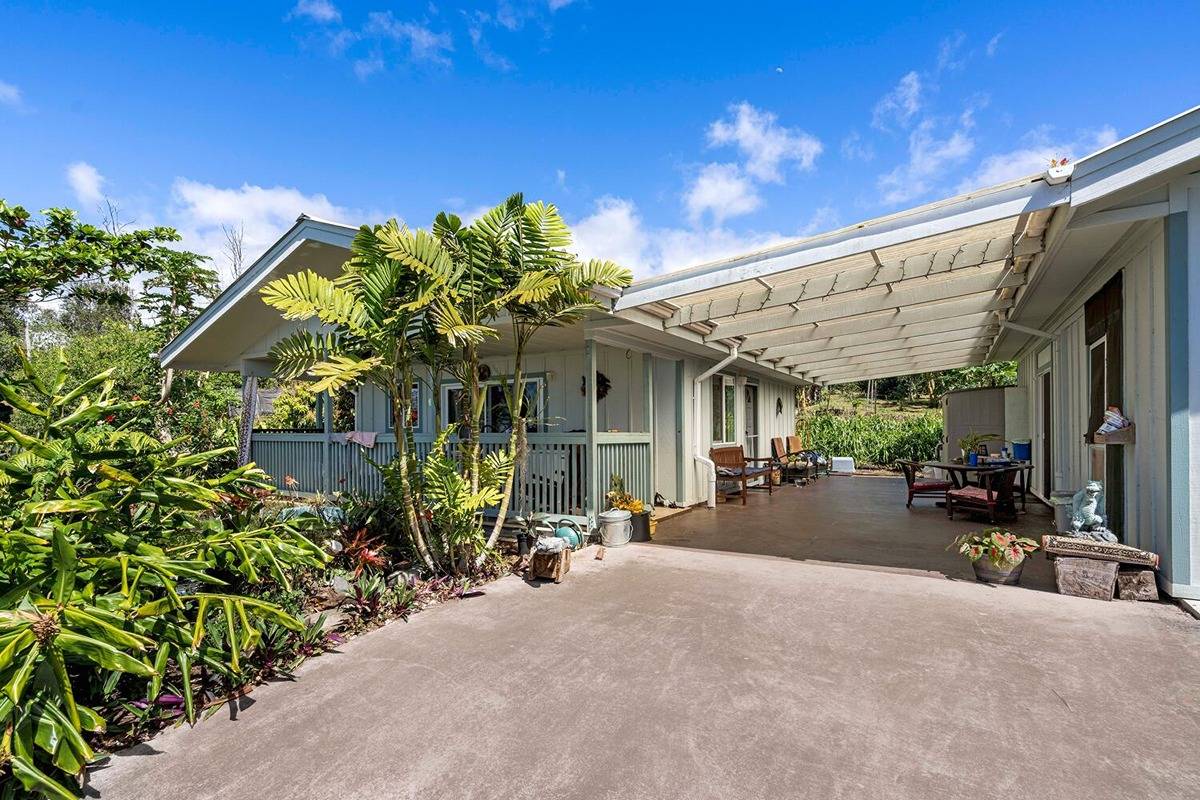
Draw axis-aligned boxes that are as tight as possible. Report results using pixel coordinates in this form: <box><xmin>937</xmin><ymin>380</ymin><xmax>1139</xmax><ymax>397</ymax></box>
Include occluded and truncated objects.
<box><xmin>614</xmin><ymin>104</ymin><xmax>1200</xmax><ymax>385</ymax></box>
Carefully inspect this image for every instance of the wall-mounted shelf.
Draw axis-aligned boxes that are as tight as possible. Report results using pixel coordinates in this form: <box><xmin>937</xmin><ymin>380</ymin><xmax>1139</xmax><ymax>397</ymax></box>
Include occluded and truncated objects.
<box><xmin>1088</xmin><ymin>424</ymin><xmax>1135</xmax><ymax>445</ymax></box>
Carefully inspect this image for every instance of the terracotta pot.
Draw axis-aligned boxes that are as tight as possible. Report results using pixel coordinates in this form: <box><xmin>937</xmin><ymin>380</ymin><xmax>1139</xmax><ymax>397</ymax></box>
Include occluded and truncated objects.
<box><xmin>972</xmin><ymin>557</ymin><xmax>1025</xmax><ymax>585</ymax></box>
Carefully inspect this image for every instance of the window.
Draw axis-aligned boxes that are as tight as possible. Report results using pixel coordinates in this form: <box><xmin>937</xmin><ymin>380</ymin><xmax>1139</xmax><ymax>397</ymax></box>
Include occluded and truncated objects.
<box><xmin>384</xmin><ymin>383</ymin><xmax>421</xmax><ymax>432</ymax></box>
<box><xmin>441</xmin><ymin>377</ymin><xmax>544</xmax><ymax>433</ymax></box>
<box><xmin>710</xmin><ymin>375</ymin><xmax>736</xmax><ymax>444</ymax></box>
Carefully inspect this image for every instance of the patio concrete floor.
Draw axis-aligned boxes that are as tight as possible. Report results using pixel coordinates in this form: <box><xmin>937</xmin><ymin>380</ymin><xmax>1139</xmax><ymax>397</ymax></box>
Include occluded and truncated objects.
<box><xmin>91</xmin><ymin>476</ymin><xmax>1199</xmax><ymax>799</ymax></box>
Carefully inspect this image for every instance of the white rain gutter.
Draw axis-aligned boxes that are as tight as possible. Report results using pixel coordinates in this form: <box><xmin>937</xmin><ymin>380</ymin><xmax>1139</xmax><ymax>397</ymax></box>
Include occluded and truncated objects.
<box><xmin>693</xmin><ymin>343</ymin><xmax>739</xmax><ymax>508</ymax></box>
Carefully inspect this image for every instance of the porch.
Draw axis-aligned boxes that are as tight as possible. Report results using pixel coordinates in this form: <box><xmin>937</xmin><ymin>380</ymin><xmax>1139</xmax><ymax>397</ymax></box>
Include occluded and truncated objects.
<box><xmin>652</xmin><ymin>473</ymin><xmax>1059</xmax><ymax>590</ymax></box>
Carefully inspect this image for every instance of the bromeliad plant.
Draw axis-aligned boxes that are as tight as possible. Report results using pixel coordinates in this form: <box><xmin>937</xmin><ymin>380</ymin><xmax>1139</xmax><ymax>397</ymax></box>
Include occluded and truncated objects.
<box><xmin>949</xmin><ymin>527</ymin><xmax>1040</xmax><ymax>569</ymax></box>
<box><xmin>0</xmin><ymin>355</ymin><xmax>327</xmax><ymax>799</ymax></box>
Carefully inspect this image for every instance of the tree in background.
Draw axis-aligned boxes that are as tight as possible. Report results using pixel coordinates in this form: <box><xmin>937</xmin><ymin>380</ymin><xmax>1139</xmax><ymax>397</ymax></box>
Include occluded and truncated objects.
<box><xmin>0</xmin><ymin>198</ymin><xmax>237</xmax><ymax>452</ymax></box>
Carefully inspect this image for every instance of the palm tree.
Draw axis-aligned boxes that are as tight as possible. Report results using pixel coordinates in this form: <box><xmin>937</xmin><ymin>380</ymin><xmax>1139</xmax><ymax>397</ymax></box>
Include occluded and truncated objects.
<box><xmin>464</xmin><ymin>196</ymin><xmax>633</xmax><ymax>558</ymax></box>
<box><xmin>260</xmin><ymin>220</ymin><xmax>488</xmax><ymax>572</ymax></box>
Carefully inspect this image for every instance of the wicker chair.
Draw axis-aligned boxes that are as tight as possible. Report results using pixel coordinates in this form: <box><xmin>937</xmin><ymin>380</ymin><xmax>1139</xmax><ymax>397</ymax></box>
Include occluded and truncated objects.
<box><xmin>897</xmin><ymin>460</ymin><xmax>952</xmax><ymax>508</ymax></box>
<box><xmin>946</xmin><ymin>466</ymin><xmax>1020</xmax><ymax>523</ymax></box>
<box><xmin>710</xmin><ymin>445</ymin><xmax>774</xmax><ymax>505</ymax></box>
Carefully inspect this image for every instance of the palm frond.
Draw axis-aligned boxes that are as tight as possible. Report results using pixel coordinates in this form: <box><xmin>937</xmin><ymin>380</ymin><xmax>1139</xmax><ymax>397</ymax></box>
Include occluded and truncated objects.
<box><xmin>308</xmin><ymin>354</ymin><xmax>384</xmax><ymax>394</ymax></box>
<box><xmin>568</xmin><ymin>258</ymin><xmax>634</xmax><ymax>290</ymax></box>
<box><xmin>267</xmin><ymin>330</ymin><xmax>332</xmax><ymax>380</ymax></box>
<box><xmin>260</xmin><ymin>270</ymin><xmax>368</xmax><ymax>334</ymax></box>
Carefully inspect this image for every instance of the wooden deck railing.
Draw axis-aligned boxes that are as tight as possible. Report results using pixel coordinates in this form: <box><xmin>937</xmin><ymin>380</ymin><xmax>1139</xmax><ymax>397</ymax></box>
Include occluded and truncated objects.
<box><xmin>250</xmin><ymin>430</ymin><xmax>652</xmax><ymax>519</ymax></box>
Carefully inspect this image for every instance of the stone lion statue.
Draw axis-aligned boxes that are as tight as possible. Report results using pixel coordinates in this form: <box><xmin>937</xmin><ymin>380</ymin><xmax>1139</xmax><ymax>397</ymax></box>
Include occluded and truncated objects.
<box><xmin>1070</xmin><ymin>480</ymin><xmax>1117</xmax><ymax>542</ymax></box>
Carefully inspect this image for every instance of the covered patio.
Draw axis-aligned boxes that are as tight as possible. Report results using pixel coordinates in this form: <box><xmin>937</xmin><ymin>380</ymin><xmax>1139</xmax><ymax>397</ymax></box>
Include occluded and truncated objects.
<box><xmin>652</xmin><ymin>473</ymin><xmax>1058</xmax><ymax>590</ymax></box>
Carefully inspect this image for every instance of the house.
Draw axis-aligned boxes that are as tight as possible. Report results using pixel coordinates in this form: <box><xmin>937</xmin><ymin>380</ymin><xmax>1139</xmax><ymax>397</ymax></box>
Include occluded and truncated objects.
<box><xmin>160</xmin><ymin>104</ymin><xmax>1200</xmax><ymax>600</ymax></box>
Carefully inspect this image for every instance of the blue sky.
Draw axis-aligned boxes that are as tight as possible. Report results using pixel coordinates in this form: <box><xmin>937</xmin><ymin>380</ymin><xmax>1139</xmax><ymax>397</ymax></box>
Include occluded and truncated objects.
<box><xmin>3</xmin><ymin>1</ymin><xmax>1199</xmax><ymax>283</ymax></box>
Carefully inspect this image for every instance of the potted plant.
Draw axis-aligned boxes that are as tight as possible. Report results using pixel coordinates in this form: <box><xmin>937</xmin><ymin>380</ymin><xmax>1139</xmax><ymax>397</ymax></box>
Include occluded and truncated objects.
<box><xmin>958</xmin><ymin>431</ymin><xmax>1001</xmax><ymax>466</ymax></box>
<box><xmin>608</xmin><ymin>474</ymin><xmax>650</xmax><ymax>542</ymax></box>
<box><xmin>949</xmin><ymin>527</ymin><xmax>1040</xmax><ymax>584</ymax></box>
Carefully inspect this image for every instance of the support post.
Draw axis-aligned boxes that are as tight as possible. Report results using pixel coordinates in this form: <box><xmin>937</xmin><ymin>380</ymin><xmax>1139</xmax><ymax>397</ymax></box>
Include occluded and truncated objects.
<box><xmin>321</xmin><ymin>388</ymin><xmax>333</xmax><ymax>495</ymax></box>
<box><xmin>585</xmin><ymin>339</ymin><xmax>599</xmax><ymax>524</ymax></box>
<box><xmin>675</xmin><ymin>360</ymin><xmax>685</xmax><ymax>502</ymax></box>
<box><xmin>643</xmin><ymin>352</ymin><xmax>654</xmax><ymax>506</ymax></box>
<box><xmin>237</xmin><ymin>374</ymin><xmax>258</xmax><ymax>467</ymax></box>
<box><xmin>1165</xmin><ymin>192</ymin><xmax>1195</xmax><ymax>597</ymax></box>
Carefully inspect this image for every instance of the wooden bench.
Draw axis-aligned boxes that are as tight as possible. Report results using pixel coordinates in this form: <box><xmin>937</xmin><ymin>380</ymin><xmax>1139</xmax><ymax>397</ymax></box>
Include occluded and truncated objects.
<box><xmin>710</xmin><ymin>445</ymin><xmax>774</xmax><ymax>505</ymax></box>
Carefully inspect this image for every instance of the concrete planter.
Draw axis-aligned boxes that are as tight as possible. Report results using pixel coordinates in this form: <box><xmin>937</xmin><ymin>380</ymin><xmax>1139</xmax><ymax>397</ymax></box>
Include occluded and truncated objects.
<box><xmin>972</xmin><ymin>558</ymin><xmax>1025</xmax><ymax>585</ymax></box>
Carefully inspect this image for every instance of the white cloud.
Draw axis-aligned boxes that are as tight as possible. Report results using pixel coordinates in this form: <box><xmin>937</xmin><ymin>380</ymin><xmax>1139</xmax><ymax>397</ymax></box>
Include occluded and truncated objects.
<box><xmin>707</xmin><ymin>102</ymin><xmax>822</xmax><ymax>182</ymax></box>
<box><xmin>956</xmin><ymin>125</ymin><xmax>1118</xmax><ymax>193</ymax></box>
<box><xmin>570</xmin><ymin>197</ymin><xmax>834</xmax><ymax>278</ymax></box>
<box><xmin>0</xmin><ymin>79</ymin><xmax>22</xmax><ymax>110</ymax></box>
<box><xmin>548</xmin><ymin>0</ymin><xmax>576</xmax><ymax>9</ymax></box>
<box><xmin>290</xmin><ymin>0</ymin><xmax>341</xmax><ymax>23</ymax></box>
<box><xmin>465</xmin><ymin>11</ymin><xmax>515</xmax><ymax>72</ymax></box>
<box><xmin>66</xmin><ymin>162</ymin><xmax>105</xmax><ymax>208</ymax></box>
<box><xmin>937</xmin><ymin>32</ymin><xmax>967</xmax><ymax>72</ymax></box>
<box><xmin>872</xmin><ymin>71</ymin><xmax>922</xmax><ymax>131</ymax></box>
<box><xmin>353</xmin><ymin>54</ymin><xmax>384</xmax><ymax>80</ymax></box>
<box><xmin>683</xmin><ymin>163</ymin><xmax>761</xmax><ymax>225</ymax></box>
<box><xmin>840</xmin><ymin>130</ymin><xmax>875</xmax><ymax>162</ymax></box>
<box><xmin>364</xmin><ymin>11</ymin><xmax>453</xmax><ymax>66</ymax></box>
<box><xmin>555</xmin><ymin>168</ymin><xmax>568</xmax><ymax>189</ymax></box>
<box><xmin>167</xmin><ymin>179</ymin><xmax>370</xmax><ymax>273</ymax></box>
<box><xmin>986</xmin><ymin>32</ymin><xmax>1004</xmax><ymax>57</ymax></box>
<box><xmin>799</xmin><ymin>206</ymin><xmax>841</xmax><ymax>237</ymax></box>
<box><xmin>878</xmin><ymin>117</ymin><xmax>975</xmax><ymax>204</ymax></box>
<box><xmin>571</xmin><ymin>197</ymin><xmax>651</xmax><ymax>270</ymax></box>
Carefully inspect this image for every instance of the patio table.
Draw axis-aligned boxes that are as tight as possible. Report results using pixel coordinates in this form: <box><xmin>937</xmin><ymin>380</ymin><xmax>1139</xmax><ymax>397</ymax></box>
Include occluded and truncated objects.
<box><xmin>920</xmin><ymin>461</ymin><xmax>1034</xmax><ymax>511</ymax></box>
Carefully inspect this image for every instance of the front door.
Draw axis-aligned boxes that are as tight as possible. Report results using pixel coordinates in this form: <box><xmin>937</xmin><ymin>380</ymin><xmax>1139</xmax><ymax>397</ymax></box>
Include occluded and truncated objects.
<box><xmin>744</xmin><ymin>385</ymin><xmax>759</xmax><ymax>457</ymax></box>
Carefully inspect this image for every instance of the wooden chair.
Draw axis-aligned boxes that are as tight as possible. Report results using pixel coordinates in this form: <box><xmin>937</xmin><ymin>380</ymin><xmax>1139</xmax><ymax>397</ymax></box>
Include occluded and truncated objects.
<box><xmin>897</xmin><ymin>460</ymin><xmax>952</xmax><ymax>508</ymax></box>
<box><xmin>946</xmin><ymin>466</ymin><xmax>1020</xmax><ymax>523</ymax></box>
<box><xmin>770</xmin><ymin>437</ymin><xmax>808</xmax><ymax>485</ymax></box>
<box><xmin>710</xmin><ymin>445</ymin><xmax>774</xmax><ymax>505</ymax></box>
<box><xmin>786</xmin><ymin>435</ymin><xmax>828</xmax><ymax>479</ymax></box>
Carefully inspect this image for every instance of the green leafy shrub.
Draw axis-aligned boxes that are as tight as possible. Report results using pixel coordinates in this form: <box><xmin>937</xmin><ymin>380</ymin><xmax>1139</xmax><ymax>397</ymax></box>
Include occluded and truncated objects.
<box><xmin>797</xmin><ymin>410</ymin><xmax>943</xmax><ymax>467</ymax></box>
<box><xmin>0</xmin><ymin>356</ymin><xmax>327</xmax><ymax>798</ymax></box>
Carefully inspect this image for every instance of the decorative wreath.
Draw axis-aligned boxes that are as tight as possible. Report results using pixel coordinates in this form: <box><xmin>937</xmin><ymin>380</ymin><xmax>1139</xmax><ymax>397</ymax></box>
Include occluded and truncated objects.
<box><xmin>477</xmin><ymin>364</ymin><xmax>492</xmax><ymax>382</ymax></box>
<box><xmin>581</xmin><ymin>371</ymin><xmax>612</xmax><ymax>400</ymax></box>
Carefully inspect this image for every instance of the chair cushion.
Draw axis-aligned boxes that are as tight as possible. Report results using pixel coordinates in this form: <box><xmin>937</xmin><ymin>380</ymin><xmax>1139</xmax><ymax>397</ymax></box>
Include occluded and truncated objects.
<box><xmin>948</xmin><ymin>486</ymin><xmax>990</xmax><ymax>501</ymax></box>
<box><xmin>912</xmin><ymin>481</ymin><xmax>952</xmax><ymax>491</ymax></box>
<box><xmin>715</xmin><ymin>467</ymin><xmax>744</xmax><ymax>477</ymax></box>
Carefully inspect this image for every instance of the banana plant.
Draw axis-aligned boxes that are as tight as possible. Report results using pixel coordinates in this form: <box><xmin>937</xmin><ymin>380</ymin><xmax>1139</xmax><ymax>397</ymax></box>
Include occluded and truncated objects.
<box><xmin>0</xmin><ymin>355</ymin><xmax>327</xmax><ymax>797</ymax></box>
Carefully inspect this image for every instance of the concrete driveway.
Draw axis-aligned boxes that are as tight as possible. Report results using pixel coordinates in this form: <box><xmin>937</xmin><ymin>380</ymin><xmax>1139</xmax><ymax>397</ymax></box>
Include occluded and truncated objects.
<box><xmin>91</xmin><ymin>480</ymin><xmax>1200</xmax><ymax>799</ymax></box>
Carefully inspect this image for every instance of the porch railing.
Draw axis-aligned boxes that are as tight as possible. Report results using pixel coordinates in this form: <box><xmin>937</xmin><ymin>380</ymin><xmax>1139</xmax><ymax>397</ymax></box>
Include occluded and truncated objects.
<box><xmin>595</xmin><ymin>433</ymin><xmax>653</xmax><ymax>509</ymax></box>
<box><xmin>251</xmin><ymin>430</ymin><xmax>612</xmax><ymax>518</ymax></box>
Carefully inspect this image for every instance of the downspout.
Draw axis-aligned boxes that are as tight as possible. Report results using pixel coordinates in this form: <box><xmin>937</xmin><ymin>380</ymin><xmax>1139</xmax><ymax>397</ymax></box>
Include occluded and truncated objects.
<box><xmin>693</xmin><ymin>343</ymin><xmax>739</xmax><ymax>508</ymax></box>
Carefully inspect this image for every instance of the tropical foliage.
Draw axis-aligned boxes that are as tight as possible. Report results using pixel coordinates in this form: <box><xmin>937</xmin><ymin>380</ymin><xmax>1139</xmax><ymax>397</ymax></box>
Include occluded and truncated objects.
<box><xmin>796</xmin><ymin>410</ymin><xmax>943</xmax><ymax>467</ymax></box>
<box><xmin>1</xmin><ymin>198</ymin><xmax>235</xmax><ymax>456</ymax></box>
<box><xmin>259</xmin><ymin>194</ymin><xmax>632</xmax><ymax>575</ymax></box>
<box><xmin>950</xmin><ymin>528</ymin><xmax>1040</xmax><ymax>568</ymax></box>
<box><xmin>0</xmin><ymin>361</ymin><xmax>327</xmax><ymax>798</ymax></box>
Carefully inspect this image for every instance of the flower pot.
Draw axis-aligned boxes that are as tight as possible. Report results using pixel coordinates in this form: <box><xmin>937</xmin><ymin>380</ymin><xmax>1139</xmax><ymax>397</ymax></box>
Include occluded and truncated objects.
<box><xmin>630</xmin><ymin>510</ymin><xmax>651</xmax><ymax>542</ymax></box>
<box><xmin>971</xmin><ymin>558</ymin><xmax>1025</xmax><ymax>585</ymax></box>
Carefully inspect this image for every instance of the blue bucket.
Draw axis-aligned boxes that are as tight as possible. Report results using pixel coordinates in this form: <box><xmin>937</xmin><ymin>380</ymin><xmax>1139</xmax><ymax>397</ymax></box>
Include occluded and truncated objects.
<box><xmin>967</xmin><ymin>451</ymin><xmax>979</xmax><ymax>467</ymax></box>
<box><xmin>1012</xmin><ymin>440</ymin><xmax>1032</xmax><ymax>462</ymax></box>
